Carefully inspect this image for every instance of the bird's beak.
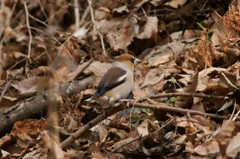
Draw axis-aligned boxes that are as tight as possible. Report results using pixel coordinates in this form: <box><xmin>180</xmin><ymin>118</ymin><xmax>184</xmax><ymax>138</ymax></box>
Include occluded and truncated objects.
<box><xmin>134</xmin><ymin>58</ymin><xmax>141</xmax><ymax>64</ymax></box>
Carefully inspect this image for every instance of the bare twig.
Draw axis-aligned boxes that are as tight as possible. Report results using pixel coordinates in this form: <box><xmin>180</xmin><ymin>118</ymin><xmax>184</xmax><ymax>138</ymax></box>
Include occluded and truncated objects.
<box><xmin>131</xmin><ymin>102</ymin><xmax>237</xmax><ymax>120</ymax></box>
<box><xmin>29</xmin><ymin>27</ymin><xmax>61</xmax><ymax>45</ymax></box>
<box><xmin>37</xmin><ymin>0</ymin><xmax>48</xmax><ymax>20</ymax></box>
<box><xmin>150</xmin><ymin>92</ymin><xmax>229</xmax><ymax>99</ymax></box>
<box><xmin>51</xmin><ymin>34</ymin><xmax>75</xmax><ymax>68</ymax></box>
<box><xmin>221</xmin><ymin>72</ymin><xmax>239</xmax><ymax>90</ymax></box>
<box><xmin>110</xmin><ymin>118</ymin><xmax>174</xmax><ymax>154</ymax></box>
<box><xmin>233</xmin><ymin>110</ymin><xmax>240</xmax><ymax>121</ymax></box>
<box><xmin>88</xmin><ymin>0</ymin><xmax>107</xmax><ymax>56</ymax></box>
<box><xmin>0</xmin><ymin>78</ymin><xmax>14</xmax><ymax>104</ymax></box>
<box><xmin>23</xmin><ymin>1</ymin><xmax>32</xmax><ymax>61</ymax></box>
<box><xmin>28</xmin><ymin>14</ymin><xmax>50</xmax><ymax>27</ymax></box>
<box><xmin>60</xmin><ymin>105</ymin><xmax>125</xmax><ymax>149</ymax></box>
<box><xmin>8</xmin><ymin>57</ymin><xmax>28</xmax><ymax>71</ymax></box>
<box><xmin>74</xmin><ymin>0</ymin><xmax>80</xmax><ymax>29</ymax></box>
<box><xmin>79</xmin><ymin>5</ymin><xmax>90</xmax><ymax>26</ymax></box>
<box><xmin>110</xmin><ymin>135</ymin><xmax>142</xmax><ymax>154</ymax></box>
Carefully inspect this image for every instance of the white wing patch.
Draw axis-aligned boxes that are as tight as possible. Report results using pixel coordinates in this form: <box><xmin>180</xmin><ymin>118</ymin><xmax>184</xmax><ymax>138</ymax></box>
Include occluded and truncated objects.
<box><xmin>116</xmin><ymin>72</ymin><xmax>127</xmax><ymax>83</ymax></box>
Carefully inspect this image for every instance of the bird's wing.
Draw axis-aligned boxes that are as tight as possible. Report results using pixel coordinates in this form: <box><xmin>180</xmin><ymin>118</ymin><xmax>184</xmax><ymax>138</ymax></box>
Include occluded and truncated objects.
<box><xmin>94</xmin><ymin>67</ymin><xmax>127</xmax><ymax>97</ymax></box>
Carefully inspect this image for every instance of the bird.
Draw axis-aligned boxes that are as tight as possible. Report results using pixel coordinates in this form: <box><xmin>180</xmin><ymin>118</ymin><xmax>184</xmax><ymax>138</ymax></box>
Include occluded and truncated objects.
<box><xmin>93</xmin><ymin>53</ymin><xmax>140</xmax><ymax>108</ymax></box>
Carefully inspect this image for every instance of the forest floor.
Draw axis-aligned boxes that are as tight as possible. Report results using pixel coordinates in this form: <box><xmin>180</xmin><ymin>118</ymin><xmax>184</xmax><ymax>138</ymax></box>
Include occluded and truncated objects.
<box><xmin>0</xmin><ymin>0</ymin><xmax>240</xmax><ymax>158</ymax></box>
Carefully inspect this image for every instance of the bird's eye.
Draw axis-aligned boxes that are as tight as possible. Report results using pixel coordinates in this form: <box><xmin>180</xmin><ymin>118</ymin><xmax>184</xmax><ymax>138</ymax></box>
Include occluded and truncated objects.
<box><xmin>129</xmin><ymin>57</ymin><xmax>135</xmax><ymax>63</ymax></box>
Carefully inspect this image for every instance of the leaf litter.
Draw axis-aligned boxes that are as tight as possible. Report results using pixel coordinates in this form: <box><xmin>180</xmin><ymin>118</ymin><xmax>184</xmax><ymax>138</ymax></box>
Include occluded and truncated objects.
<box><xmin>0</xmin><ymin>0</ymin><xmax>240</xmax><ymax>158</ymax></box>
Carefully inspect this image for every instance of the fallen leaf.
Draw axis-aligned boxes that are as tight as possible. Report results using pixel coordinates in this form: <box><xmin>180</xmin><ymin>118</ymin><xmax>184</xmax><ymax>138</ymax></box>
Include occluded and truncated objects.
<box><xmin>193</xmin><ymin>140</ymin><xmax>220</xmax><ymax>156</ymax></box>
<box><xmin>96</xmin><ymin>15</ymin><xmax>138</xmax><ymax>50</ymax></box>
<box><xmin>137</xmin><ymin>17</ymin><xmax>158</xmax><ymax>39</ymax></box>
<box><xmin>141</xmin><ymin>68</ymin><xmax>164</xmax><ymax>87</ymax></box>
<box><xmin>165</xmin><ymin>0</ymin><xmax>188</xmax><ymax>8</ymax></box>
<box><xmin>137</xmin><ymin>120</ymin><xmax>149</xmax><ymax>137</ymax></box>
<box><xmin>226</xmin><ymin>133</ymin><xmax>240</xmax><ymax>158</ymax></box>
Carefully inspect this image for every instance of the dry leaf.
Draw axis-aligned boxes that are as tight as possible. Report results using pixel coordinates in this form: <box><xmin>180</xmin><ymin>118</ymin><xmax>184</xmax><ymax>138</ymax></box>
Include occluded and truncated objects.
<box><xmin>98</xmin><ymin>124</ymin><xmax>109</xmax><ymax>143</ymax></box>
<box><xmin>96</xmin><ymin>15</ymin><xmax>138</xmax><ymax>50</ymax></box>
<box><xmin>91</xmin><ymin>151</ymin><xmax>106</xmax><ymax>159</ymax></box>
<box><xmin>226</xmin><ymin>133</ymin><xmax>240</xmax><ymax>158</ymax></box>
<box><xmin>137</xmin><ymin>120</ymin><xmax>150</xmax><ymax>137</ymax></box>
<box><xmin>165</xmin><ymin>0</ymin><xmax>188</xmax><ymax>8</ymax></box>
<box><xmin>141</xmin><ymin>68</ymin><xmax>164</xmax><ymax>87</ymax></box>
<box><xmin>137</xmin><ymin>17</ymin><xmax>158</xmax><ymax>39</ymax></box>
<box><xmin>193</xmin><ymin>140</ymin><xmax>220</xmax><ymax>156</ymax></box>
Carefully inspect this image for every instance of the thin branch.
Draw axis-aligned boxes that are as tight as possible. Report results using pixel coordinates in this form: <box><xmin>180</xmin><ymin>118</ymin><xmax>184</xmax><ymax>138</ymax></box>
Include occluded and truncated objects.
<box><xmin>0</xmin><ymin>78</ymin><xmax>14</xmax><ymax>103</ymax></box>
<box><xmin>79</xmin><ymin>5</ymin><xmax>90</xmax><ymax>26</ymax></box>
<box><xmin>23</xmin><ymin>1</ymin><xmax>32</xmax><ymax>61</ymax></box>
<box><xmin>29</xmin><ymin>26</ymin><xmax>61</xmax><ymax>45</ymax></box>
<box><xmin>221</xmin><ymin>72</ymin><xmax>239</xmax><ymax>90</ymax></box>
<box><xmin>51</xmin><ymin>34</ymin><xmax>75</xmax><ymax>68</ymax></box>
<box><xmin>60</xmin><ymin>105</ymin><xmax>125</xmax><ymax>149</ymax></box>
<box><xmin>110</xmin><ymin>118</ymin><xmax>174</xmax><ymax>154</ymax></box>
<box><xmin>88</xmin><ymin>0</ymin><xmax>107</xmax><ymax>56</ymax></box>
<box><xmin>131</xmin><ymin>102</ymin><xmax>237</xmax><ymax>120</ymax></box>
<box><xmin>74</xmin><ymin>0</ymin><xmax>80</xmax><ymax>29</ymax></box>
<box><xmin>37</xmin><ymin>0</ymin><xmax>48</xmax><ymax>20</ymax></box>
<box><xmin>150</xmin><ymin>92</ymin><xmax>229</xmax><ymax>99</ymax></box>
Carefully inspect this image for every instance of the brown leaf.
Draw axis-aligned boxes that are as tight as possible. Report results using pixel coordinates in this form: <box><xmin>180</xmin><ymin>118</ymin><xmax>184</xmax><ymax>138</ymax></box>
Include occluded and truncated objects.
<box><xmin>175</xmin><ymin>116</ymin><xmax>214</xmax><ymax>134</ymax></box>
<box><xmin>84</xmin><ymin>61</ymin><xmax>111</xmax><ymax>85</ymax></box>
<box><xmin>0</xmin><ymin>134</ymin><xmax>13</xmax><ymax>147</ymax></box>
<box><xmin>141</xmin><ymin>68</ymin><xmax>164</xmax><ymax>87</ymax></box>
<box><xmin>193</xmin><ymin>140</ymin><xmax>220</xmax><ymax>156</ymax></box>
<box><xmin>165</xmin><ymin>0</ymin><xmax>188</xmax><ymax>8</ymax></box>
<box><xmin>218</xmin><ymin>120</ymin><xmax>237</xmax><ymax>137</ymax></box>
<box><xmin>197</xmin><ymin>67</ymin><xmax>234</xmax><ymax>93</ymax></box>
<box><xmin>112</xmin><ymin>5</ymin><xmax>129</xmax><ymax>14</ymax></box>
<box><xmin>91</xmin><ymin>151</ymin><xmax>106</xmax><ymax>159</ymax></box>
<box><xmin>137</xmin><ymin>120</ymin><xmax>149</xmax><ymax>137</ymax></box>
<box><xmin>137</xmin><ymin>17</ymin><xmax>158</xmax><ymax>39</ymax></box>
<box><xmin>96</xmin><ymin>15</ymin><xmax>138</xmax><ymax>50</ymax></box>
<box><xmin>64</xmin><ymin>60</ymin><xmax>92</xmax><ymax>82</ymax></box>
<box><xmin>98</xmin><ymin>124</ymin><xmax>109</xmax><ymax>143</ymax></box>
<box><xmin>137</xmin><ymin>119</ymin><xmax>159</xmax><ymax>137</ymax></box>
<box><xmin>226</xmin><ymin>133</ymin><xmax>240</xmax><ymax>158</ymax></box>
<box><xmin>11</xmin><ymin>77</ymin><xmax>38</xmax><ymax>96</ymax></box>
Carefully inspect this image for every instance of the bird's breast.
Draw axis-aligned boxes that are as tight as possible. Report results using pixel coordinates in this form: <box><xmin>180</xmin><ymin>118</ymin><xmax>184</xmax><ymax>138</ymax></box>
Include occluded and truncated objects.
<box><xmin>102</xmin><ymin>71</ymin><xmax>134</xmax><ymax>104</ymax></box>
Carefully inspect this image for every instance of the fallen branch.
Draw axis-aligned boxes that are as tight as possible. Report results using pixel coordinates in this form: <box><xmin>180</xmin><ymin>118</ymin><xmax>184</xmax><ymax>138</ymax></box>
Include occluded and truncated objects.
<box><xmin>0</xmin><ymin>96</ymin><xmax>46</xmax><ymax>137</ymax></box>
<box><xmin>60</xmin><ymin>105</ymin><xmax>125</xmax><ymax>149</ymax></box>
<box><xmin>0</xmin><ymin>76</ymin><xmax>93</xmax><ymax>137</ymax></box>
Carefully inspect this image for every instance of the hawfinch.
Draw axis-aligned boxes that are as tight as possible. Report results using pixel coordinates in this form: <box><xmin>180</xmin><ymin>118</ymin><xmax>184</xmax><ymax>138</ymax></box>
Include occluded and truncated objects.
<box><xmin>93</xmin><ymin>53</ymin><xmax>140</xmax><ymax>108</ymax></box>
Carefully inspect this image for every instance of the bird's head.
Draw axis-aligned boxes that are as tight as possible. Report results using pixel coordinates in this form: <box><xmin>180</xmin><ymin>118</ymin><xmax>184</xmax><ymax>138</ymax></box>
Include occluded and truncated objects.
<box><xmin>115</xmin><ymin>53</ymin><xmax>140</xmax><ymax>72</ymax></box>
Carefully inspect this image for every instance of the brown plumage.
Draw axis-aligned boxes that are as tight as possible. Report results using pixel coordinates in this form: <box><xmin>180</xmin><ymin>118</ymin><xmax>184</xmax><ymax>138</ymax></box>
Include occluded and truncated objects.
<box><xmin>93</xmin><ymin>53</ymin><xmax>140</xmax><ymax>107</ymax></box>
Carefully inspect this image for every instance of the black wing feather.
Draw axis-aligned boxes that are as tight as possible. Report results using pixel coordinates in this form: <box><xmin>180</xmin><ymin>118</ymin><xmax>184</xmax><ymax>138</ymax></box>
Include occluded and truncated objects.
<box><xmin>94</xmin><ymin>67</ymin><xmax>127</xmax><ymax>97</ymax></box>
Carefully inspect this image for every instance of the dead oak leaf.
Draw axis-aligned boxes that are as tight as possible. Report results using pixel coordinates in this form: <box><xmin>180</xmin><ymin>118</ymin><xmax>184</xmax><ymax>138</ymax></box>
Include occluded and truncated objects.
<box><xmin>197</xmin><ymin>67</ymin><xmax>236</xmax><ymax>93</ymax></box>
<box><xmin>141</xmin><ymin>68</ymin><xmax>164</xmax><ymax>87</ymax></box>
<box><xmin>137</xmin><ymin>16</ymin><xmax>158</xmax><ymax>40</ymax></box>
<box><xmin>96</xmin><ymin>15</ymin><xmax>138</xmax><ymax>50</ymax></box>
<box><xmin>226</xmin><ymin>132</ymin><xmax>240</xmax><ymax>158</ymax></box>
<box><xmin>193</xmin><ymin>140</ymin><xmax>220</xmax><ymax>157</ymax></box>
